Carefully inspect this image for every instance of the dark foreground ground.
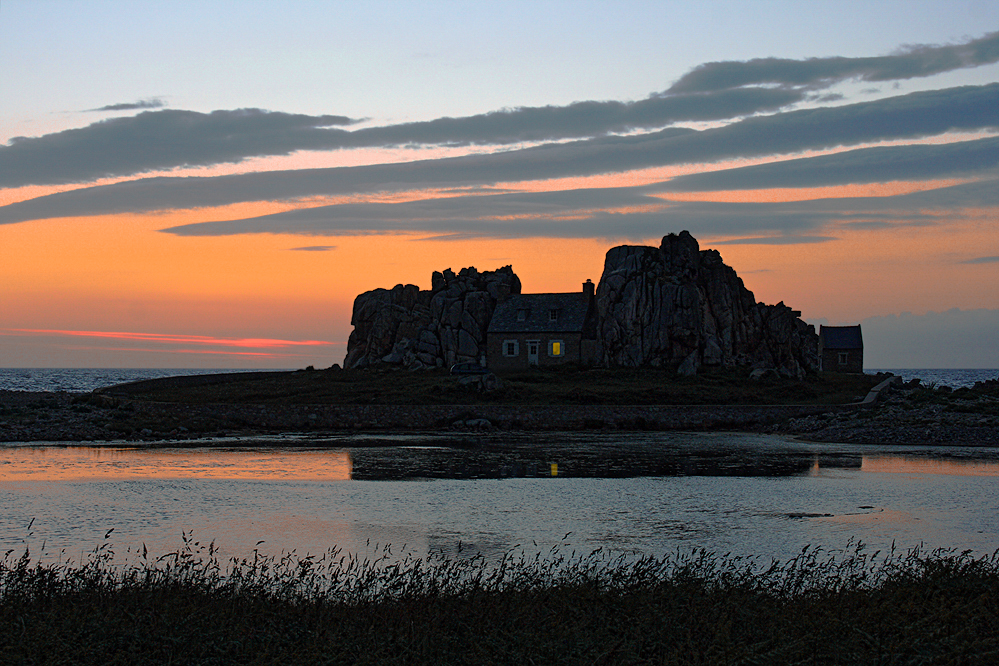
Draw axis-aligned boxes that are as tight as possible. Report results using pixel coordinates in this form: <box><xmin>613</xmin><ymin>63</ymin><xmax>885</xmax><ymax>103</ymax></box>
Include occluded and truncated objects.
<box><xmin>2</xmin><ymin>542</ymin><xmax>997</xmax><ymax>664</ymax></box>
<box><xmin>1</xmin><ymin>367</ymin><xmax>997</xmax><ymax>444</ymax></box>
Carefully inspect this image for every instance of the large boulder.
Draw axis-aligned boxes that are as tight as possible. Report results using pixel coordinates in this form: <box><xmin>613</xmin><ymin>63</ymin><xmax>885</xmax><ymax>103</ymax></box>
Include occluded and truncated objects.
<box><xmin>344</xmin><ymin>266</ymin><xmax>520</xmax><ymax>369</ymax></box>
<box><xmin>595</xmin><ymin>231</ymin><xmax>818</xmax><ymax>376</ymax></box>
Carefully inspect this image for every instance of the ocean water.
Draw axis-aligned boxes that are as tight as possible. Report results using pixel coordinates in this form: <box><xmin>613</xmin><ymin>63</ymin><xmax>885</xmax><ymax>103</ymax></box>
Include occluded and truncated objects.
<box><xmin>0</xmin><ymin>368</ymin><xmax>273</xmax><ymax>393</ymax></box>
<box><xmin>1</xmin><ymin>367</ymin><xmax>996</xmax><ymax>393</ymax></box>
<box><xmin>869</xmin><ymin>369</ymin><xmax>999</xmax><ymax>389</ymax></box>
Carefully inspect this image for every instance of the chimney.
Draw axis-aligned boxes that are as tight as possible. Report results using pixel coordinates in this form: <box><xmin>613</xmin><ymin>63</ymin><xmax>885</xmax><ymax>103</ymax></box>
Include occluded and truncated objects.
<box><xmin>582</xmin><ymin>279</ymin><xmax>595</xmax><ymax>299</ymax></box>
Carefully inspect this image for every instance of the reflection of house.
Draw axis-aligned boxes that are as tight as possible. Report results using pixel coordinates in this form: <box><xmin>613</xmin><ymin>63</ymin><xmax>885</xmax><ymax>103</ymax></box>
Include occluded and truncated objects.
<box><xmin>486</xmin><ymin>280</ymin><xmax>599</xmax><ymax>370</ymax></box>
<box><xmin>818</xmin><ymin>325</ymin><xmax>863</xmax><ymax>372</ymax></box>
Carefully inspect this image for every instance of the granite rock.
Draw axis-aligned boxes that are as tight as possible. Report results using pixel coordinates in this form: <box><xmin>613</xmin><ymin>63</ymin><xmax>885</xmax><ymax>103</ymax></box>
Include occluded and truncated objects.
<box><xmin>344</xmin><ymin>266</ymin><xmax>520</xmax><ymax>369</ymax></box>
<box><xmin>595</xmin><ymin>231</ymin><xmax>818</xmax><ymax>376</ymax></box>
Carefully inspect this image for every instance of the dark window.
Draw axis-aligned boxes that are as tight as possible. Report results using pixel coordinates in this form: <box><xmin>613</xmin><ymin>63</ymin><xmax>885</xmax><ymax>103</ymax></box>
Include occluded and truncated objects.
<box><xmin>503</xmin><ymin>340</ymin><xmax>519</xmax><ymax>357</ymax></box>
<box><xmin>549</xmin><ymin>309</ymin><xmax>559</xmax><ymax>321</ymax></box>
<box><xmin>838</xmin><ymin>352</ymin><xmax>849</xmax><ymax>365</ymax></box>
<box><xmin>517</xmin><ymin>309</ymin><xmax>528</xmax><ymax>322</ymax></box>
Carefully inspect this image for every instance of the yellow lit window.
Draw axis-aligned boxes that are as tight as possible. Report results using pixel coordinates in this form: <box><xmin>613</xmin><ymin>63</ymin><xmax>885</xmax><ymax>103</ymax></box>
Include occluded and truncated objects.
<box><xmin>549</xmin><ymin>340</ymin><xmax>563</xmax><ymax>357</ymax></box>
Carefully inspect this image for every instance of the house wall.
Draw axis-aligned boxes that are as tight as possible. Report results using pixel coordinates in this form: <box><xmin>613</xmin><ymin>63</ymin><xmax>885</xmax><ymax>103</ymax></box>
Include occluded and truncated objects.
<box><xmin>486</xmin><ymin>333</ymin><xmax>583</xmax><ymax>370</ymax></box>
<box><xmin>820</xmin><ymin>348</ymin><xmax>864</xmax><ymax>373</ymax></box>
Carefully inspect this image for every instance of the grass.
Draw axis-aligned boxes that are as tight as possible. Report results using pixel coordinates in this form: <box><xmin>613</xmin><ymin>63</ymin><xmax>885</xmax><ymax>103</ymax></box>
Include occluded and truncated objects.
<box><xmin>108</xmin><ymin>365</ymin><xmax>884</xmax><ymax>407</ymax></box>
<box><xmin>3</xmin><ymin>538</ymin><xmax>998</xmax><ymax>664</ymax></box>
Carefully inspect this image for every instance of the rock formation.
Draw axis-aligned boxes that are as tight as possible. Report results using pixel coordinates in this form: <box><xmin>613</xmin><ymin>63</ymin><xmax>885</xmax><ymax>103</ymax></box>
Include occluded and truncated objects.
<box><xmin>343</xmin><ymin>266</ymin><xmax>521</xmax><ymax>370</ymax></box>
<box><xmin>595</xmin><ymin>231</ymin><xmax>818</xmax><ymax>377</ymax></box>
<box><xmin>343</xmin><ymin>231</ymin><xmax>819</xmax><ymax>377</ymax></box>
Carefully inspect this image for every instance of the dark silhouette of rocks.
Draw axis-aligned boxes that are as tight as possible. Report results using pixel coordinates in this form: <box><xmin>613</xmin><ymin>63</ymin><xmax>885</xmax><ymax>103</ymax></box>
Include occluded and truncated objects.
<box><xmin>344</xmin><ymin>231</ymin><xmax>818</xmax><ymax>376</ymax></box>
<box><xmin>344</xmin><ymin>266</ymin><xmax>521</xmax><ymax>370</ymax></box>
<box><xmin>596</xmin><ymin>231</ymin><xmax>818</xmax><ymax>377</ymax></box>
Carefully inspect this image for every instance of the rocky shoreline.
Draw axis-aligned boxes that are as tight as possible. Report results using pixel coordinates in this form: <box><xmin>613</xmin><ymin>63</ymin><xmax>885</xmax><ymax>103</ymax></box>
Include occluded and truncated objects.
<box><xmin>766</xmin><ymin>386</ymin><xmax>999</xmax><ymax>446</ymax></box>
<box><xmin>2</xmin><ymin>376</ymin><xmax>998</xmax><ymax>445</ymax></box>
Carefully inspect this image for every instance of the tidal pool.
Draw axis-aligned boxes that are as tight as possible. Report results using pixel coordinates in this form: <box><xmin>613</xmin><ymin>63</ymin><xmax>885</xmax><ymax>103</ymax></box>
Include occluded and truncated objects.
<box><xmin>2</xmin><ymin>432</ymin><xmax>997</xmax><ymax>564</ymax></box>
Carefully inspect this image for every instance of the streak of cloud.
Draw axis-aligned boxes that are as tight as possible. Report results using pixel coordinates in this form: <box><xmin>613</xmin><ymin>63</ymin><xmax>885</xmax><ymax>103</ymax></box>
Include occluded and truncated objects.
<box><xmin>0</xmin><ymin>109</ymin><xmax>358</xmax><ymax>188</ymax></box>
<box><xmin>962</xmin><ymin>256</ymin><xmax>999</xmax><ymax>264</ymax></box>
<box><xmin>90</xmin><ymin>98</ymin><xmax>167</xmax><ymax>112</ymax></box>
<box><xmin>289</xmin><ymin>245</ymin><xmax>337</xmax><ymax>251</ymax></box>
<box><xmin>159</xmin><ymin>176</ymin><xmax>999</xmax><ymax>241</ymax></box>
<box><xmin>3</xmin><ymin>84</ymin><xmax>998</xmax><ymax>227</ymax></box>
<box><xmin>3</xmin><ymin>30</ymin><xmax>998</xmax><ymax>190</ymax></box>
<box><xmin>656</xmin><ymin>136</ymin><xmax>999</xmax><ymax>192</ymax></box>
<box><xmin>709</xmin><ymin>236</ymin><xmax>839</xmax><ymax>245</ymax></box>
<box><xmin>667</xmin><ymin>30</ymin><xmax>999</xmax><ymax>93</ymax></box>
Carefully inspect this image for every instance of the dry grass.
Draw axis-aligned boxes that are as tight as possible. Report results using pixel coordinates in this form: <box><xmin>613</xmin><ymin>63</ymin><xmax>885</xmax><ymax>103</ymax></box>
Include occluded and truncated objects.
<box><xmin>3</xmin><ymin>537</ymin><xmax>997</xmax><ymax>664</ymax></box>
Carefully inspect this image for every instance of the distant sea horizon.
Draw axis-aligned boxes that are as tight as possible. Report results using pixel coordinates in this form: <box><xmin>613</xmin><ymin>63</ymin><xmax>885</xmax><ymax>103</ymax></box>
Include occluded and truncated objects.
<box><xmin>1</xmin><ymin>366</ymin><xmax>996</xmax><ymax>393</ymax></box>
<box><xmin>0</xmin><ymin>368</ymin><xmax>293</xmax><ymax>393</ymax></box>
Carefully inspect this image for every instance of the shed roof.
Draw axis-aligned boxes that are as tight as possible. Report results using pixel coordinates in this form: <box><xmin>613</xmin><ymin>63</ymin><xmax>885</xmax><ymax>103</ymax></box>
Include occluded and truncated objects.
<box><xmin>820</xmin><ymin>325</ymin><xmax>863</xmax><ymax>349</ymax></box>
<box><xmin>488</xmin><ymin>293</ymin><xmax>591</xmax><ymax>334</ymax></box>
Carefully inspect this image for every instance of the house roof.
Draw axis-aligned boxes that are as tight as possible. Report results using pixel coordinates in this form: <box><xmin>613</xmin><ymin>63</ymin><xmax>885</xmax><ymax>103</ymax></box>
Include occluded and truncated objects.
<box><xmin>820</xmin><ymin>325</ymin><xmax>863</xmax><ymax>349</ymax></box>
<box><xmin>488</xmin><ymin>293</ymin><xmax>592</xmax><ymax>334</ymax></box>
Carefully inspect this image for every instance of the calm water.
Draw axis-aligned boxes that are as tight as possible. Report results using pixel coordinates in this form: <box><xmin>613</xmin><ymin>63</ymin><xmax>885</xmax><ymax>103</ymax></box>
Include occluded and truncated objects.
<box><xmin>0</xmin><ymin>368</ymin><xmax>283</xmax><ymax>393</ymax></box>
<box><xmin>2</xmin><ymin>433</ymin><xmax>998</xmax><ymax>566</ymax></box>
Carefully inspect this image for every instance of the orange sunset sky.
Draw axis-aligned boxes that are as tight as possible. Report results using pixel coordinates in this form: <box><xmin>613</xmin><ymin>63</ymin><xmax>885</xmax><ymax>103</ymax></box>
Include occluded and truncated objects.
<box><xmin>2</xmin><ymin>1</ymin><xmax>998</xmax><ymax>368</ymax></box>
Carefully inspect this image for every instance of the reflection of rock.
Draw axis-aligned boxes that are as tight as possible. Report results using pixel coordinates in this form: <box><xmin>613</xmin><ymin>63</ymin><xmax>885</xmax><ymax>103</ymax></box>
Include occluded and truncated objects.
<box><xmin>345</xmin><ymin>439</ymin><xmax>864</xmax><ymax>480</ymax></box>
<box><xmin>595</xmin><ymin>231</ymin><xmax>819</xmax><ymax>376</ymax></box>
<box><xmin>344</xmin><ymin>266</ymin><xmax>521</xmax><ymax>369</ymax></box>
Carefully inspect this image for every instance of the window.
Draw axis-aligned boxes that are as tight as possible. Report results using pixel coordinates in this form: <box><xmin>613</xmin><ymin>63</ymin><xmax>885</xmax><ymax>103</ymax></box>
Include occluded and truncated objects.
<box><xmin>838</xmin><ymin>352</ymin><xmax>849</xmax><ymax>365</ymax></box>
<box><xmin>548</xmin><ymin>308</ymin><xmax>559</xmax><ymax>322</ymax></box>
<box><xmin>548</xmin><ymin>340</ymin><xmax>564</xmax><ymax>357</ymax></box>
<box><xmin>516</xmin><ymin>309</ymin><xmax>528</xmax><ymax>322</ymax></box>
<box><xmin>503</xmin><ymin>340</ymin><xmax>519</xmax><ymax>357</ymax></box>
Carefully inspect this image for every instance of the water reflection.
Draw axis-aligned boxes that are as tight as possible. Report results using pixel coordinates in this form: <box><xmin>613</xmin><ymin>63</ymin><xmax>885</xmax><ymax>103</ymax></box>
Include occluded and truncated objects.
<box><xmin>347</xmin><ymin>445</ymin><xmax>864</xmax><ymax>480</ymax></box>
<box><xmin>861</xmin><ymin>455</ymin><xmax>999</xmax><ymax>477</ymax></box>
<box><xmin>0</xmin><ymin>447</ymin><xmax>353</xmax><ymax>481</ymax></box>
<box><xmin>6</xmin><ymin>436</ymin><xmax>999</xmax><ymax>482</ymax></box>
<box><xmin>3</xmin><ymin>435</ymin><xmax>998</xmax><ymax>565</ymax></box>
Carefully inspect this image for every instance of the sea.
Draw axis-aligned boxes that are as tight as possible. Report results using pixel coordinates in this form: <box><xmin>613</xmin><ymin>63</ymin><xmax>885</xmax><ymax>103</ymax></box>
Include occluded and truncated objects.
<box><xmin>1</xmin><ymin>367</ymin><xmax>997</xmax><ymax>393</ymax></box>
<box><xmin>0</xmin><ymin>368</ymin><xmax>281</xmax><ymax>393</ymax></box>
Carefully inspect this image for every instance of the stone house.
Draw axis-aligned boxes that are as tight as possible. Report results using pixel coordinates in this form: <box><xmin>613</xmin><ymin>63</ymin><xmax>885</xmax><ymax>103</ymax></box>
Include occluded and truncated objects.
<box><xmin>486</xmin><ymin>280</ymin><xmax>599</xmax><ymax>370</ymax></box>
<box><xmin>818</xmin><ymin>325</ymin><xmax>864</xmax><ymax>373</ymax></box>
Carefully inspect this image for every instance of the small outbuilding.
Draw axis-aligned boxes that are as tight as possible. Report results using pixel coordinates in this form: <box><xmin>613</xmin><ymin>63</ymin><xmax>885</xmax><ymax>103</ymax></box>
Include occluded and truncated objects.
<box><xmin>486</xmin><ymin>280</ymin><xmax>599</xmax><ymax>370</ymax></box>
<box><xmin>818</xmin><ymin>325</ymin><xmax>864</xmax><ymax>373</ymax></box>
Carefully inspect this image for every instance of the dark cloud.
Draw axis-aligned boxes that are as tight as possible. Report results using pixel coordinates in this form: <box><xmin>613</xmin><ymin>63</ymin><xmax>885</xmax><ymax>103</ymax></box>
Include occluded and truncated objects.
<box><xmin>90</xmin><ymin>98</ymin><xmax>167</xmax><ymax>112</ymax></box>
<box><xmin>962</xmin><ymin>256</ymin><xmax>999</xmax><ymax>264</ymax></box>
<box><xmin>289</xmin><ymin>245</ymin><xmax>337</xmax><ymax>251</ymax></box>
<box><xmin>161</xmin><ymin>188</ymin><xmax>668</xmax><ymax>239</ymax></box>
<box><xmin>339</xmin><ymin>87</ymin><xmax>802</xmax><ymax>148</ymax></box>
<box><xmin>667</xmin><ymin>31</ymin><xmax>999</xmax><ymax>93</ymax></box>
<box><xmin>2</xmin><ymin>84</ymin><xmax>998</xmax><ymax>228</ymax></box>
<box><xmin>709</xmin><ymin>236</ymin><xmax>838</xmax><ymax>245</ymax></box>
<box><xmin>0</xmin><ymin>109</ymin><xmax>359</xmax><ymax>188</ymax></box>
<box><xmin>156</xmin><ymin>174</ymin><xmax>999</xmax><ymax>242</ymax></box>
<box><xmin>4</xmin><ymin>31</ymin><xmax>999</xmax><ymax>190</ymax></box>
<box><xmin>3</xmin><ymin>88</ymin><xmax>801</xmax><ymax>188</ymax></box>
<box><xmin>656</xmin><ymin>136</ymin><xmax>999</xmax><ymax>192</ymax></box>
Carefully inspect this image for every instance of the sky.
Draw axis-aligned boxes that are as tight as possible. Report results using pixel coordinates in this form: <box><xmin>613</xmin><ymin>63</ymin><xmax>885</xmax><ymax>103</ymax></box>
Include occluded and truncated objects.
<box><xmin>2</xmin><ymin>1</ymin><xmax>998</xmax><ymax>369</ymax></box>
